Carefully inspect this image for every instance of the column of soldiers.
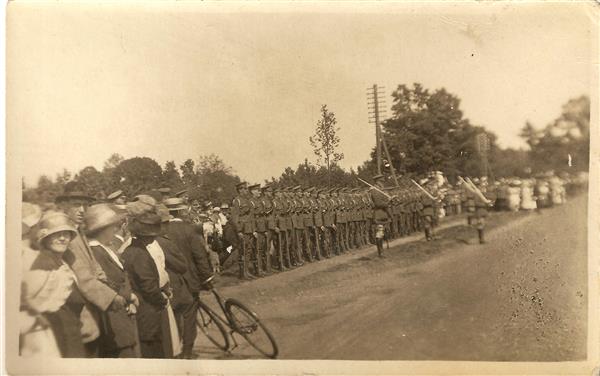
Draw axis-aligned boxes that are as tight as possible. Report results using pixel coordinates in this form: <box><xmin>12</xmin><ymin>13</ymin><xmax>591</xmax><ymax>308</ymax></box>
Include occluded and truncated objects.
<box><xmin>230</xmin><ymin>179</ymin><xmax>447</xmax><ymax>280</ymax></box>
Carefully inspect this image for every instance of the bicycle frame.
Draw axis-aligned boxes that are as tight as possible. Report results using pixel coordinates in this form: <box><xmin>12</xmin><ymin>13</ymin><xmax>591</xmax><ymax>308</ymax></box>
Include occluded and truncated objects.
<box><xmin>201</xmin><ymin>289</ymin><xmax>233</xmax><ymax>330</ymax></box>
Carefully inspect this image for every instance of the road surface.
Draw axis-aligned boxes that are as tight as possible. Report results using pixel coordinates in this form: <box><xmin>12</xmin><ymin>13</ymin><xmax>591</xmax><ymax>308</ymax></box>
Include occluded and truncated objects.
<box><xmin>195</xmin><ymin>194</ymin><xmax>588</xmax><ymax>361</ymax></box>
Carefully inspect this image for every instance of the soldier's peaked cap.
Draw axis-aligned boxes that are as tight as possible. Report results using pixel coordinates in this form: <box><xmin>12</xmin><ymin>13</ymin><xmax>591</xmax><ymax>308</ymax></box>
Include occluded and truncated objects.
<box><xmin>306</xmin><ymin>187</ymin><xmax>315</xmax><ymax>193</ymax></box>
<box><xmin>248</xmin><ymin>183</ymin><xmax>261</xmax><ymax>190</ymax></box>
<box><xmin>261</xmin><ymin>184</ymin><xmax>273</xmax><ymax>191</ymax></box>
<box><xmin>235</xmin><ymin>182</ymin><xmax>248</xmax><ymax>189</ymax></box>
<box><xmin>293</xmin><ymin>185</ymin><xmax>302</xmax><ymax>191</ymax></box>
<box><xmin>107</xmin><ymin>190</ymin><xmax>124</xmax><ymax>201</ymax></box>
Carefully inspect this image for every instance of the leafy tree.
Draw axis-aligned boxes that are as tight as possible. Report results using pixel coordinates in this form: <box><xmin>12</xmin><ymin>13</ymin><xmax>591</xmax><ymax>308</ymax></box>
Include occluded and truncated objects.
<box><xmin>520</xmin><ymin>95</ymin><xmax>590</xmax><ymax>172</ymax></box>
<box><xmin>162</xmin><ymin>160</ymin><xmax>183</xmax><ymax>189</ymax></box>
<box><xmin>75</xmin><ymin>166</ymin><xmax>106</xmax><ymax>198</ymax></box>
<box><xmin>103</xmin><ymin>153</ymin><xmax>124</xmax><ymax>171</ymax></box>
<box><xmin>380</xmin><ymin>83</ymin><xmax>497</xmax><ymax>178</ymax></box>
<box><xmin>180</xmin><ymin>159</ymin><xmax>197</xmax><ymax>186</ymax></box>
<box><xmin>309</xmin><ymin>105</ymin><xmax>344</xmax><ymax>185</ymax></box>
<box><xmin>55</xmin><ymin>168</ymin><xmax>72</xmax><ymax>187</ymax></box>
<box><xmin>113</xmin><ymin>157</ymin><xmax>163</xmax><ymax>196</ymax></box>
<box><xmin>197</xmin><ymin>154</ymin><xmax>233</xmax><ymax>175</ymax></box>
<box><xmin>194</xmin><ymin>155</ymin><xmax>240</xmax><ymax>205</ymax></box>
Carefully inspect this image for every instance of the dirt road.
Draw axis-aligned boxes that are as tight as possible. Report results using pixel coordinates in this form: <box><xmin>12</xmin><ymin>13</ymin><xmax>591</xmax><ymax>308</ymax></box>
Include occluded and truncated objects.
<box><xmin>195</xmin><ymin>194</ymin><xmax>588</xmax><ymax>361</ymax></box>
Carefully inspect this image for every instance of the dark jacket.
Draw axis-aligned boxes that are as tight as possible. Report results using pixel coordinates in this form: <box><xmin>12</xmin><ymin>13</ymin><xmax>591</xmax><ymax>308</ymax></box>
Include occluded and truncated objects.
<box><xmin>90</xmin><ymin>243</ymin><xmax>138</xmax><ymax>352</ymax></box>
<box><xmin>30</xmin><ymin>249</ymin><xmax>86</xmax><ymax>358</ymax></box>
<box><xmin>156</xmin><ymin>236</ymin><xmax>193</xmax><ymax>311</ymax></box>
<box><xmin>165</xmin><ymin>220</ymin><xmax>213</xmax><ymax>294</ymax></box>
<box><xmin>122</xmin><ymin>239</ymin><xmax>167</xmax><ymax>342</ymax></box>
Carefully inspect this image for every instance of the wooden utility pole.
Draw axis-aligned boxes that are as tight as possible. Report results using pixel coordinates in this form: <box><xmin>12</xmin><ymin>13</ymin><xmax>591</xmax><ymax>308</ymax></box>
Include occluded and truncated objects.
<box><xmin>381</xmin><ymin>134</ymin><xmax>400</xmax><ymax>187</ymax></box>
<box><xmin>367</xmin><ymin>84</ymin><xmax>387</xmax><ymax>175</ymax></box>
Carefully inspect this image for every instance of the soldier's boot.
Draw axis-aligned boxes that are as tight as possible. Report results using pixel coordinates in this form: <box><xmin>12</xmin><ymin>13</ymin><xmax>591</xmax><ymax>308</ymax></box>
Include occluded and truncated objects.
<box><xmin>478</xmin><ymin>228</ymin><xmax>486</xmax><ymax>244</ymax></box>
<box><xmin>376</xmin><ymin>239</ymin><xmax>384</xmax><ymax>257</ymax></box>
<box><xmin>315</xmin><ymin>229</ymin><xmax>324</xmax><ymax>260</ymax></box>
<box><xmin>304</xmin><ymin>230</ymin><xmax>314</xmax><ymax>262</ymax></box>
<box><xmin>424</xmin><ymin>228</ymin><xmax>432</xmax><ymax>241</ymax></box>
<box><xmin>265</xmin><ymin>250</ymin><xmax>273</xmax><ymax>274</ymax></box>
<box><xmin>255</xmin><ymin>248</ymin><xmax>266</xmax><ymax>277</ymax></box>
<box><xmin>343</xmin><ymin>226</ymin><xmax>351</xmax><ymax>251</ymax></box>
<box><xmin>277</xmin><ymin>238</ymin><xmax>288</xmax><ymax>271</ymax></box>
<box><xmin>362</xmin><ymin>222</ymin><xmax>369</xmax><ymax>246</ymax></box>
<box><xmin>324</xmin><ymin>231</ymin><xmax>332</xmax><ymax>258</ymax></box>
<box><xmin>295</xmin><ymin>231</ymin><xmax>305</xmax><ymax>266</ymax></box>
<box><xmin>239</xmin><ymin>245</ymin><xmax>255</xmax><ymax>280</ymax></box>
<box><xmin>286</xmin><ymin>232</ymin><xmax>296</xmax><ymax>267</ymax></box>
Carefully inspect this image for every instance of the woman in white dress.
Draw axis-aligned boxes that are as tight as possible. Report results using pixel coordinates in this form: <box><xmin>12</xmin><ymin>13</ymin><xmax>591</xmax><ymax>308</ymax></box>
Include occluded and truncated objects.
<box><xmin>520</xmin><ymin>179</ymin><xmax>537</xmax><ymax>210</ymax></box>
<box><xmin>507</xmin><ymin>180</ymin><xmax>522</xmax><ymax>212</ymax></box>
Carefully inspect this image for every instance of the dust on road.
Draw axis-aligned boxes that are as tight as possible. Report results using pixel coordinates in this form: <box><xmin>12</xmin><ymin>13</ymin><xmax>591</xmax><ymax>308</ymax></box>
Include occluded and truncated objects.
<box><xmin>195</xmin><ymin>195</ymin><xmax>588</xmax><ymax>361</ymax></box>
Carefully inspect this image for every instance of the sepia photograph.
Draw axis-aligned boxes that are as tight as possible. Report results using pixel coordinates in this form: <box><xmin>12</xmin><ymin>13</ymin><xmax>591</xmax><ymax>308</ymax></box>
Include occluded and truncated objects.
<box><xmin>5</xmin><ymin>1</ymin><xmax>599</xmax><ymax>375</ymax></box>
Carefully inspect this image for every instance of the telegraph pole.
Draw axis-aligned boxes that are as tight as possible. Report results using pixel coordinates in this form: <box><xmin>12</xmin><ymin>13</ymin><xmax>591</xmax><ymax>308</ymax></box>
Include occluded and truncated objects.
<box><xmin>367</xmin><ymin>84</ymin><xmax>387</xmax><ymax>175</ymax></box>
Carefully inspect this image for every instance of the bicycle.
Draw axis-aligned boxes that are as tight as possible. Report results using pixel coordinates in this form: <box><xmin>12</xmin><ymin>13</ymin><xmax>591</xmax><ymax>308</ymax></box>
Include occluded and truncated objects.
<box><xmin>195</xmin><ymin>275</ymin><xmax>279</xmax><ymax>359</ymax></box>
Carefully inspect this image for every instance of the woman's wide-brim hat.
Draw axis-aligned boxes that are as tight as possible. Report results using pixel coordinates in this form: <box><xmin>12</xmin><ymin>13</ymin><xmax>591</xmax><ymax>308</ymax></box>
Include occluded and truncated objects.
<box><xmin>84</xmin><ymin>203</ymin><xmax>127</xmax><ymax>235</ymax></box>
<box><xmin>55</xmin><ymin>181</ymin><xmax>94</xmax><ymax>204</ymax></box>
<box><xmin>36</xmin><ymin>211</ymin><xmax>78</xmax><ymax>246</ymax></box>
<box><xmin>129</xmin><ymin>212</ymin><xmax>162</xmax><ymax>236</ymax></box>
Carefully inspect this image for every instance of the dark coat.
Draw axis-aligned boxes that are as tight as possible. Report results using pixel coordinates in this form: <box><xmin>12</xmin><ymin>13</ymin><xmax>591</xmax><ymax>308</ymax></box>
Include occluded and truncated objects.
<box><xmin>122</xmin><ymin>239</ymin><xmax>167</xmax><ymax>342</ymax></box>
<box><xmin>165</xmin><ymin>220</ymin><xmax>213</xmax><ymax>294</ymax></box>
<box><xmin>90</xmin><ymin>244</ymin><xmax>138</xmax><ymax>352</ymax></box>
<box><xmin>156</xmin><ymin>236</ymin><xmax>193</xmax><ymax>311</ymax></box>
<box><xmin>30</xmin><ymin>249</ymin><xmax>86</xmax><ymax>358</ymax></box>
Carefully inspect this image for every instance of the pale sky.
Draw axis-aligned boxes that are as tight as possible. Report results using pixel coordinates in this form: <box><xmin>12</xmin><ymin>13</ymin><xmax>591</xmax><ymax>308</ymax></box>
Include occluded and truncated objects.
<box><xmin>7</xmin><ymin>2</ymin><xmax>596</xmax><ymax>187</ymax></box>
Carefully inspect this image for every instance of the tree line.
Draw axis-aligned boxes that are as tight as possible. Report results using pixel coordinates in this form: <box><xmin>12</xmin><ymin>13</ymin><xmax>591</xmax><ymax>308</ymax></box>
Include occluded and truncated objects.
<box><xmin>23</xmin><ymin>83</ymin><xmax>590</xmax><ymax>205</ymax></box>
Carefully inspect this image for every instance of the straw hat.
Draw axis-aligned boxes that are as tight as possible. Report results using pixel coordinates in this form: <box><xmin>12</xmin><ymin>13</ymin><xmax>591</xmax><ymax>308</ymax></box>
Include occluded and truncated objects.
<box><xmin>36</xmin><ymin>211</ymin><xmax>78</xmax><ymax>246</ymax></box>
<box><xmin>83</xmin><ymin>203</ymin><xmax>126</xmax><ymax>235</ymax></box>
<box><xmin>164</xmin><ymin>197</ymin><xmax>188</xmax><ymax>212</ymax></box>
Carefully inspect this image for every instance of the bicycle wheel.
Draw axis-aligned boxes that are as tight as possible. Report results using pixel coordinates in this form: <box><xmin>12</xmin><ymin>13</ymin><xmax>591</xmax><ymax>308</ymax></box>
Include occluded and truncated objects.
<box><xmin>196</xmin><ymin>300</ymin><xmax>230</xmax><ymax>351</ymax></box>
<box><xmin>224</xmin><ymin>298</ymin><xmax>279</xmax><ymax>359</ymax></box>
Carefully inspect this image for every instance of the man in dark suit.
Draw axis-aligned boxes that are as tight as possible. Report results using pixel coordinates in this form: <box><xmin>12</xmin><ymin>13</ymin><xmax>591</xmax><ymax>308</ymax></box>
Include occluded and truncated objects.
<box><xmin>155</xmin><ymin>203</ymin><xmax>193</xmax><ymax>351</ymax></box>
<box><xmin>163</xmin><ymin>197</ymin><xmax>213</xmax><ymax>359</ymax></box>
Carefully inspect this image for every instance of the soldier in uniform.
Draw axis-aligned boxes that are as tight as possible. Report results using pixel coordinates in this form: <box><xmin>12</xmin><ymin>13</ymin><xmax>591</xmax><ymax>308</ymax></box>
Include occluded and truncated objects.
<box><xmin>369</xmin><ymin>175</ymin><xmax>393</xmax><ymax>257</ymax></box>
<box><xmin>309</xmin><ymin>188</ymin><xmax>324</xmax><ymax>260</ymax></box>
<box><xmin>360</xmin><ymin>188</ymin><xmax>373</xmax><ymax>244</ymax></box>
<box><xmin>326</xmin><ymin>189</ymin><xmax>341</xmax><ymax>255</ymax></box>
<box><xmin>331</xmin><ymin>188</ymin><xmax>348</xmax><ymax>253</ymax></box>
<box><xmin>262</xmin><ymin>185</ymin><xmax>278</xmax><ymax>273</ymax></box>
<box><xmin>248</xmin><ymin>184</ymin><xmax>268</xmax><ymax>276</ymax></box>
<box><xmin>464</xmin><ymin>180</ymin><xmax>492</xmax><ymax>244</ymax></box>
<box><xmin>300</xmin><ymin>187</ymin><xmax>315</xmax><ymax>262</ymax></box>
<box><xmin>317</xmin><ymin>189</ymin><xmax>332</xmax><ymax>258</ymax></box>
<box><xmin>231</xmin><ymin>182</ymin><xmax>256</xmax><ymax>279</ymax></box>
<box><xmin>272</xmin><ymin>187</ymin><xmax>291</xmax><ymax>270</ymax></box>
<box><xmin>283</xmin><ymin>188</ymin><xmax>302</xmax><ymax>267</ymax></box>
<box><xmin>342</xmin><ymin>188</ymin><xmax>355</xmax><ymax>250</ymax></box>
<box><xmin>290</xmin><ymin>186</ymin><xmax>306</xmax><ymax>265</ymax></box>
